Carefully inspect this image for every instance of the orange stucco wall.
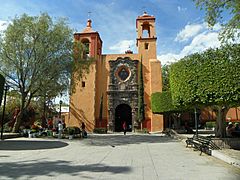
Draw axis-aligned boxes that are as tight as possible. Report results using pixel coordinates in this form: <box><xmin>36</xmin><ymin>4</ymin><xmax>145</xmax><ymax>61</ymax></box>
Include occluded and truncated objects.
<box><xmin>69</xmin><ymin>13</ymin><xmax>164</xmax><ymax>132</ymax></box>
<box><xmin>69</xmin><ymin>63</ymin><xmax>96</xmax><ymax>132</ymax></box>
<box><xmin>149</xmin><ymin>59</ymin><xmax>163</xmax><ymax>132</ymax></box>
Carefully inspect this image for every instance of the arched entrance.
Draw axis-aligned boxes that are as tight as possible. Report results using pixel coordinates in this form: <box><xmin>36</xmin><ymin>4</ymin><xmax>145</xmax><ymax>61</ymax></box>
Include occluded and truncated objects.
<box><xmin>115</xmin><ymin>104</ymin><xmax>132</xmax><ymax>132</ymax></box>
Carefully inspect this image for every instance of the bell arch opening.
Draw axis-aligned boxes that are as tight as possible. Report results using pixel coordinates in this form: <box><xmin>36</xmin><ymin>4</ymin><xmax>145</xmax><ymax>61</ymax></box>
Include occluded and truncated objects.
<box><xmin>115</xmin><ymin>104</ymin><xmax>132</xmax><ymax>132</ymax></box>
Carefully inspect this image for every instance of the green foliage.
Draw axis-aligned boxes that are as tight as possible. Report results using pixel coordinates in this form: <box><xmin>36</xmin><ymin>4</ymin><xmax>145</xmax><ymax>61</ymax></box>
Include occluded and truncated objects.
<box><xmin>93</xmin><ymin>128</ymin><xmax>107</xmax><ymax>134</ymax></box>
<box><xmin>170</xmin><ymin>44</ymin><xmax>240</xmax><ymax>107</ymax></box>
<box><xmin>170</xmin><ymin>43</ymin><xmax>240</xmax><ymax>137</ymax></box>
<box><xmin>193</xmin><ymin>0</ymin><xmax>240</xmax><ymax>42</ymax></box>
<box><xmin>136</xmin><ymin>128</ymin><xmax>149</xmax><ymax>134</ymax></box>
<box><xmin>151</xmin><ymin>91</ymin><xmax>177</xmax><ymax>113</ymax></box>
<box><xmin>138</xmin><ymin>57</ymin><xmax>145</xmax><ymax>122</ymax></box>
<box><xmin>0</xmin><ymin>13</ymin><xmax>73</xmax><ymax>132</ymax></box>
<box><xmin>70</xmin><ymin>41</ymin><xmax>95</xmax><ymax>94</ymax></box>
<box><xmin>205</xmin><ymin>121</ymin><xmax>216</xmax><ymax>129</ymax></box>
<box><xmin>162</xmin><ymin>65</ymin><xmax>170</xmax><ymax>91</ymax></box>
<box><xmin>66</xmin><ymin>126</ymin><xmax>81</xmax><ymax>135</ymax></box>
<box><xmin>67</xmin><ymin>127</ymin><xmax>75</xmax><ymax>135</ymax></box>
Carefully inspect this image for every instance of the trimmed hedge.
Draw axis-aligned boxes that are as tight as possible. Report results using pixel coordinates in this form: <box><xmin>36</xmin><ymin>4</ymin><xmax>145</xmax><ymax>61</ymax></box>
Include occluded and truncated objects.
<box><xmin>151</xmin><ymin>91</ymin><xmax>177</xmax><ymax>113</ymax></box>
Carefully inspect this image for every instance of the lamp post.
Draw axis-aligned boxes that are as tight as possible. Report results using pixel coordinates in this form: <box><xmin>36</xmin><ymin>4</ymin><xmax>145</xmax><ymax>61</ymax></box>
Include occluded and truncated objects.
<box><xmin>47</xmin><ymin>100</ymin><xmax>53</xmax><ymax>118</ymax></box>
<box><xmin>1</xmin><ymin>85</ymin><xmax>9</xmax><ymax>140</ymax></box>
<box><xmin>59</xmin><ymin>100</ymin><xmax>63</xmax><ymax>118</ymax></box>
<box><xmin>194</xmin><ymin>106</ymin><xmax>198</xmax><ymax>137</ymax></box>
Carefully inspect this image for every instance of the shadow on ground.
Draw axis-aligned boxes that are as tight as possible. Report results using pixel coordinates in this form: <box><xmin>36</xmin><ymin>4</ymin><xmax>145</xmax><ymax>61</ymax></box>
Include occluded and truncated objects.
<box><xmin>0</xmin><ymin>160</ymin><xmax>131</xmax><ymax>179</ymax></box>
<box><xmin>83</xmin><ymin>134</ymin><xmax>176</xmax><ymax>147</ymax></box>
<box><xmin>0</xmin><ymin>140</ymin><xmax>68</xmax><ymax>150</ymax></box>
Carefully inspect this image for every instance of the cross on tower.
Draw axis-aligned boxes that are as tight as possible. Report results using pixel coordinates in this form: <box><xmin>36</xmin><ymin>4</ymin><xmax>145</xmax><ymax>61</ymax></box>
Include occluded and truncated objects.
<box><xmin>141</xmin><ymin>6</ymin><xmax>147</xmax><ymax>14</ymax></box>
<box><xmin>88</xmin><ymin>11</ymin><xmax>92</xmax><ymax>19</ymax></box>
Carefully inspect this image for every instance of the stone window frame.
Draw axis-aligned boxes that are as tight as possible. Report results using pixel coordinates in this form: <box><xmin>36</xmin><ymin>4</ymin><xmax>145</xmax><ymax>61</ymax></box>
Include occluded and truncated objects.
<box><xmin>115</xmin><ymin>65</ymin><xmax>131</xmax><ymax>82</ymax></box>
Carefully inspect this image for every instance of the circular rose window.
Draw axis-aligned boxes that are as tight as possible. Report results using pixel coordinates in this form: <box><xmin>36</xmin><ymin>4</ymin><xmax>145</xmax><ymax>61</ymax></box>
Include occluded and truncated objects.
<box><xmin>117</xmin><ymin>67</ymin><xmax>130</xmax><ymax>81</ymax></box>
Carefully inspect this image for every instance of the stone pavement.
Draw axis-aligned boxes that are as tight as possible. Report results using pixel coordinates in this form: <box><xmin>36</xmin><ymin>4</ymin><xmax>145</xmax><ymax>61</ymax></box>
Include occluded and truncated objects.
<box><xmin>168</xmin><ymin>130</ymin><xmax>240</xmax><ymax>169</ymax></box>
<box><xmin>0</xmin><ymin>134</ymin><xmax>240</xmax><ymax>180</ymax></box>
<box><xmin>212</xmin><ymin>149</ymin><xmax>240</xmax><ymax>168</ymax></box>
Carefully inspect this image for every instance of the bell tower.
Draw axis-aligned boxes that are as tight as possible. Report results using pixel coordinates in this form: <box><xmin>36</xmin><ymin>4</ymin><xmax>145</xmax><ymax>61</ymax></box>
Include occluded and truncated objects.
<box><xmin>69</xmin><ymin>19</ymin><xmax>103</xmax><ymax>131</ymax></box>
<box><xmin>73</xmin><ymin>19</ymin><xmax>102</xmax><ymax>59</ymax></box>
<box><xmin>136</xmin><ymin>11</ymin><xmax>157</xmax><ymax>60</ymax></box>
<box><xmin>136</xmin><ymin>12</ymin><xmax>163</xmax><ymax>132</ymax></box>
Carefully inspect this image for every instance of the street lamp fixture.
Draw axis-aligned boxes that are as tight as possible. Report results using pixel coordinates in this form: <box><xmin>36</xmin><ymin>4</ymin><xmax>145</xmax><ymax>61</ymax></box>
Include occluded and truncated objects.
<box><xmin>1</xmin><ymin>85</ymin><xmax>10</xmax><ymax>140</ymax></box>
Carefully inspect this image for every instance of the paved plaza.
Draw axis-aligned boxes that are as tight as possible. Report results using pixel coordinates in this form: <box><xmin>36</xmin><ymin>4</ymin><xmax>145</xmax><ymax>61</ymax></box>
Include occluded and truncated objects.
<box><xmin>0</xmin><ymin>134</ymin><xmax>240</xmax><ymax>180</ymax></box>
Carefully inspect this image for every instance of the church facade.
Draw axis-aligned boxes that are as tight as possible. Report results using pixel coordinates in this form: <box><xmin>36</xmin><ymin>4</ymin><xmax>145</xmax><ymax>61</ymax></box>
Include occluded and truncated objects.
<box><xmin>68</xmin><ymin>12</ymin><xmax>163</xmax><ymax>132</ymax></box>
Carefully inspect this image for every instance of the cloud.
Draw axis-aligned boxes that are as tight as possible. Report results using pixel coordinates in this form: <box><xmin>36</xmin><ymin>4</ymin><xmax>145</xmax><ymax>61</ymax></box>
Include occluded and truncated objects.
<box><xmin>159</xmin><ymin>23</ymin><xmax>222</xmax><ymax>65</ymax></box>
<box><xmin>175</xmin><ymin>23</ymin><xmax>206</xmax><ymax>42</ymax></box>
<box><xmin>0</xmin><ymin>20</ymin><xmax>11</xmax><ymax>37</ymax></box>
<box><xmin>0</xmin><ymin>20</ymin><xmax>9</xmax><ymax>32</ymax></box>
<box><xmin>109</xmin><ymin>40</ymin><xmax>135</xmax><ymax>53</ymax></box>
<box><xmin>180</xmin><ymin>32</ymin><xmax>220</xmax><ymax>55</ymax></box>
<box><xmin>158</xmin><ymin>53</ymin><xmax>180</xmax><ymax>65</ymax></box>
<box><xmin>87</xmin><ymin>2</ymin><xmax>137</xmax><ymax>54</ymax></box>
<box><xmin>177</xmin><ymin>6</ymin><xmax>187</xmax><ymax>12</ymax></box>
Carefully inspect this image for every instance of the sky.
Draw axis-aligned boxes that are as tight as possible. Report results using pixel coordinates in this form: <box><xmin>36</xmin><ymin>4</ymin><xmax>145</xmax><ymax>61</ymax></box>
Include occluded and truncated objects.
<box><xmin>0</xmin><ymin>0</ymin><xmax>231</xmax><ymax>66</ymax></box>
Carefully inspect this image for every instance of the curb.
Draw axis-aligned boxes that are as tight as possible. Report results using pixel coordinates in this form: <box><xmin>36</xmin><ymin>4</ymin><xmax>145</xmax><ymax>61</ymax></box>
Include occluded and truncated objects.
<box><xmin>212</xmin><ymin>150</ymin><xmax>240</xmax><ymax>169</ymax></box>
<box><xmin>167</xmin><ymin>129</ymin><xmax>240</xmax><ymax>169</ymax></box>
<box><xmin>1</xmin><ymin>133</ymin><xmax>20</xmax><ymax>140</ymax></box>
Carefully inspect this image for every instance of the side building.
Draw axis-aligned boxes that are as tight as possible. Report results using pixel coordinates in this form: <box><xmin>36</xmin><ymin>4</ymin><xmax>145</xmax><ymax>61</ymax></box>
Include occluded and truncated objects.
<box><xmin>68</xmin><ymin>12</ymin><xmax>163</xmax><ymax>132</ymax></box>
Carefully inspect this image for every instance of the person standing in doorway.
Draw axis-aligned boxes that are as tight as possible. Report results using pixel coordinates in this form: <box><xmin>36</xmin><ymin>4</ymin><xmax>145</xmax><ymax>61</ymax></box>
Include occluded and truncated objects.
<box><xmin>123</xmin><ymin>121</ymin><xmax>127</xmax><ymax>135</ymax></box>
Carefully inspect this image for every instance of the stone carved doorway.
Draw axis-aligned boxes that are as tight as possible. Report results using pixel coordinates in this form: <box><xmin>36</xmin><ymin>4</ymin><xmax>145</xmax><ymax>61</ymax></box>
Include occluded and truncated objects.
<box><xmin>107</xmin><ymin>57</ymin><xmax>139</xmax><ymax>132</ymax></box>
<box><xmin>115</xmin><ymin>104</ymin><xmax>132</xmax><ymax>132</ymax></box>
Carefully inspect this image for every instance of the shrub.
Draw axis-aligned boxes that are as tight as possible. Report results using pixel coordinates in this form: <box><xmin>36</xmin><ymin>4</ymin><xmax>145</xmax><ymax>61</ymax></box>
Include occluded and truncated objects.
<box><xmin>66</xmin><ymin>126</ymin><xmax>81</xmax><ymax>135</ymax></box>
<box><xmin>93</xmin><ymin>128</ymin><xmax>107</xmax><ymax>134</ymax></box>
<box><xmin>136</xmin><ymin>128</ymin><xmax>149</xmax><ymax>134</ymax></box>
<box><xmin>67</xmin><ymin>127</ymin><xmax>75</xmax><ymax>135</ymax></box>
<box><xmin>205</xmin><ymin>121</ymin><xmax>216</xmax><ymax>129</ymax></box>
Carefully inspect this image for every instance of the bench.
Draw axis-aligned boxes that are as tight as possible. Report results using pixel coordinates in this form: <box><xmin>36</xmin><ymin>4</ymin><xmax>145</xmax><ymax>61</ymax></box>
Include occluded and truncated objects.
<box><xmin>186</xmin><ymin>134</ymin><xmax>220</xmax><ymax>155</ymax></box>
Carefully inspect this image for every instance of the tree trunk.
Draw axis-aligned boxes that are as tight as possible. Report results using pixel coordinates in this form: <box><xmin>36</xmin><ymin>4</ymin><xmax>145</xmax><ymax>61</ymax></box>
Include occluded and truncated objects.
<box><xmin>215</xmin><ymin>105</ymin><xmax>229</xmax><ymax>138</ymax></box>
<box><xmin>12</xmin><ymin>94</ymin><xmax>26</xmax><ymax>132</ymax></box>
<box><xmin>171</xmin><ymin>114</ymin><xmax>179</xmax><ymax>129</ymax></box>
<box><xmin>42</xmin><ymin>96</ymin><xmax>47</xmax><ymax>128</ymax></box>
<box><xmin>12</xmin><ymin>110</ymin><xmax>23</xmax><ymax>132</ymax></box>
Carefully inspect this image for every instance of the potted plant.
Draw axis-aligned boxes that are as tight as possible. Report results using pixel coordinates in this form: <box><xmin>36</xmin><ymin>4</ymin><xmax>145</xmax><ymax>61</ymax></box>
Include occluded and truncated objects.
<box><xmin>68</xmin><ymin>127</ymin><xmax>75</xmax><ymax>140</ymax></box>
<box><xmin>52</xmin><ymin>128</ymin><xmax>57</xmax><ymax>137</ymax></box>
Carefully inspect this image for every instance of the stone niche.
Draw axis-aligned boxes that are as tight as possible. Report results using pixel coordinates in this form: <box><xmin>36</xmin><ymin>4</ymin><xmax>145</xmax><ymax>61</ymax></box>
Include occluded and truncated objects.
<box><xmin>107</xmin><ymin>57</ymin><xmax>139</xmax><ymax>132</ymax></box>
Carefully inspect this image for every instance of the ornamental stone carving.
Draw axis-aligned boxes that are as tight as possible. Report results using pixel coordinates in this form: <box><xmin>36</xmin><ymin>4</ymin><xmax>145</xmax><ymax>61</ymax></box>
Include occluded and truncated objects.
<box><xmin>107</xmin><ymin>57</ymin><xmax>139</xmax><ymax>132</ymax></box>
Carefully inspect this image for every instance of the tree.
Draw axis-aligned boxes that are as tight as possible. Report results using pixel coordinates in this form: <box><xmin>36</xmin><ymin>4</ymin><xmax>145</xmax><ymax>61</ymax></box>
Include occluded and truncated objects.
<box><xmin>162</xmin><ymin>65</ymin><xmax>170</xmax><ymax>91</ymax></box>
<box><xmin>138</xmin><ymin>57</ymin><xmax>145</xmax><ymax>127</ymax></box>
<box><xmin>70</xmin><ymin>41</ymin><xmax>95</xmax><ymax>94</ymax></box>
<box><xmin>0</xmin><ymin>74</ymin><xmax>5</xmax><ymax>106</ymax></box>
<box><xmin>193</xmin><ymin>0</ymin><xmax>240</xmax><ymax>42</ymax></box>
<box><xmin>170</xmin><ymin>44</ymin><xmax>240</xmax><ymax>137</ymax></box>
<box><xmin>151</xmin><ymin>91</ymin><xmax>188</xmax><ymax>129</ymax></box>
<box><xmin>0</xmin><ymin>13</ymin><xmax>73</xmax><ymax>132</ymax></box>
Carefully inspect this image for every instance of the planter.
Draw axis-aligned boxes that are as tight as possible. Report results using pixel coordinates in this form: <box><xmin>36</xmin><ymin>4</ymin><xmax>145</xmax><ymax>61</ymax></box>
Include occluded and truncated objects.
<box><xmin>69</xmin><ymin>135</ymin><xmax>74</xmax><ymax>140</ymax></box>
<box><xmin>28</xmin><ymin>133</ymin><xmax>33</xmax><ymax>138</ymax></box>
<box><xmin>52</xmin><ymin>132</ymin><xmax>56</xmax><ymax>137</ymax></box>
<box><xmin>47</xmin><ymin>130</ymin><xmax>53</xmax><ymax>137</ymax></box>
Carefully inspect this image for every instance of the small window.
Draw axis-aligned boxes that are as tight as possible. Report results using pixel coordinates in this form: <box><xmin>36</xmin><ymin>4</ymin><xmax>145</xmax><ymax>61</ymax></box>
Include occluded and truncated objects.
<box><xmin>82</xmin><ymin>81</ymin><xmax>85</xmax><ymax>87</ymax></box>
<box><xmin>145</xmin><ymin>43</ymin><xmax>149</xmax><ymax>50</ymax></box>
